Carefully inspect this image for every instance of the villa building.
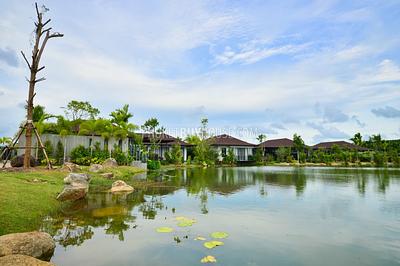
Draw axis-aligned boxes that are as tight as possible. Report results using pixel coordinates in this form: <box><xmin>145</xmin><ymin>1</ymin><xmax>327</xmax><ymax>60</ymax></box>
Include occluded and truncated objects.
<box><xmin>312</xmin><ymin>141</ymin><xmax>368</xmax><ymax>151</ymax></box>
<box><xmin>17</xmin><ymin>133</ymin><xmax>191</xmax><ymax>162</ymax></box>
<box><xmin>208</xmin><ymin>134</ymin><xmax>255</xmax><ymax>162</ymax></box>
<box><xmin>258</xmin><ymin>138</ymin><xmax>296</xmax><ymax>157</ymax></box>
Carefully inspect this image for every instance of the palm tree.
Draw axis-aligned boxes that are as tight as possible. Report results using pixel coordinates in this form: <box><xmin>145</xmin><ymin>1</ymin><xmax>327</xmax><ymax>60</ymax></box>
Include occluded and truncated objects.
<box><xmin>110</xmin><ymin>104</ymin><xmax>133</xmax><ymax>125</ymax></box>
<box><xmin>293</xmin><ymin>133</ymin><xmax>305</xmax><ymax>163</ymax></box>
<box><xmin>350</xmin><ymin>133</ymin><xmax>363</xmax><ymax>146</ymax></box>
<box><xmin>79</xmin><ymin>119</ymin><xmax>112</xmax><ymax>155</ymax></box>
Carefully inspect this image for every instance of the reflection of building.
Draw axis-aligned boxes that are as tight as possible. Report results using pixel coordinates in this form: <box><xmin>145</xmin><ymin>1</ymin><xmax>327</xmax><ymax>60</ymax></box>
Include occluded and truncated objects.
<box><xmin>208</xmin><ymin>134</ymin><xmax>255</xmax><ymax>162</ymax></box>
<box><xmin>312</xmin><ymin>141</ymin><xmax>368</xmax><ymax>151</ymax></box>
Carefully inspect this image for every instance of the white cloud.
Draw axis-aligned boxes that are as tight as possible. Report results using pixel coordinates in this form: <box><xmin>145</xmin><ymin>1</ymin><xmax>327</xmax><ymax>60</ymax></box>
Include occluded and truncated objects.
<box><xmin>214</xmin><ymin>43</ymin><xmax>310</xmax><ymax>65</ymax></box>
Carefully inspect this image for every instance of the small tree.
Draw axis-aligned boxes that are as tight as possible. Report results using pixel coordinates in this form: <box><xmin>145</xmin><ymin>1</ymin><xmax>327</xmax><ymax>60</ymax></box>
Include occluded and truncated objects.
<box><xmin>223</xmin><ymin>148</ymin><xmax>236</xmax><ymax>165</ymax></box>
<box><xmin>21</xmin><ymin>3</ymin><xmax>63</xmax><ymax>168</ymax></box>
<box><xmin>193</xmin><ymin>118</ymin><xmax>217</xmax><ymax>165</ymax></box>
<box><xmin>293</xmin><ymin>134</ymin><xmax>305</xmax><ymax>163</ymax></box>
<box><xmin>55</xmin><ymin>140</ymin><xmax>64</xmax><ymax>165</ymax></box>
<box><xmin>142</xmin><ymin>118</ymin><xmax>165</xmax><ymax>160</ymax></box>
<box><xmin>63</xmin><ymin>100</ymin><xmax>100</xmax><ymax>121</ymax></box>
<box><xmin>169</xmin><ymin>143</ymin><xmax>183</xmax><ymax>165</ymax></box>
<box><xmin>350</xmin><ymin>133</ymin><xmax>363</xmax><ymax>146</ymax></box>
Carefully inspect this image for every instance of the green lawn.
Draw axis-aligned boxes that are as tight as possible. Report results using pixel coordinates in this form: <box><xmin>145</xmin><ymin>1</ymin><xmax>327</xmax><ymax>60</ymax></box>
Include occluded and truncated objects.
<box><xmin>0</xmin><ymin>166</ymin><xmax>145</xmax><ymax>235</ymax></box>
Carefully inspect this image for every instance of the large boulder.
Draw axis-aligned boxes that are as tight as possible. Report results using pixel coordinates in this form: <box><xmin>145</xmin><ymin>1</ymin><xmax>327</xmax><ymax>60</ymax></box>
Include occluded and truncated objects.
<box><xmin>10</xmin><ymin>155</ymin><xmax>36</xmax><ymax>168</ymax></box>
<box><xmin>89</xmin><ymin>164</ymin><xmax>103</xmax><ymax>173</ymax></box>
<box><xmin>57</xmin><ymin>173</ymin><xmax>90</xmax><ymax>201</ymax></box>
<box><xmin>0</xmin><ymin>231</ymin><xmax>55</xmax><ymax>261</ymax></box>
<box><xmin>63</xmin><ymin>173</ymin><xmax>90</xmax><ymax>186</ymax></box>
<box><xmin>0</xmin><ymin>254</ymin><xmax>55</xmax><ymax>266</ymax></box>
<box><xmin>62</xmin><ymin>162</ymin><xmax>81</xmax><ymax>172</ymax></box>
<box><xmin>110</xmin><ymin>180</ymin><xmax>134</xmax><ymax>193</ymax></box>
<box><xmin>102</xmin><ymin>158</ymin><xmax>118</xmax><ymax>168</ymax></box>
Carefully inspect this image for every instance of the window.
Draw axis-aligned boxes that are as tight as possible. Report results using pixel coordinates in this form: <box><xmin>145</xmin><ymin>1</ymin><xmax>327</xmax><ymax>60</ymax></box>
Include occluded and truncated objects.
<box><xmin>221</xmin><ymin>147</ymin><xmax>227</xmax><ymax>157</ymax></box>
<box><xmin>237</xmin><ymin>148</ymin><xmax>246</xmax><ymax>161</ymax></box>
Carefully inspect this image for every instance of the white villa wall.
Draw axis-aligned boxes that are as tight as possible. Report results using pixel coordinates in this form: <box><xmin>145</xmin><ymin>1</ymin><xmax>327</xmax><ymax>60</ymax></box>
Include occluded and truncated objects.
<box><xmin>17</xmin><ymin>134</ymin><xmax>187</xmax><ymax>162</ymax></box>
<box><xmin>214</xmin><ymin>146</ymin><xmax>254</xmax><ymax>161</ymax></box>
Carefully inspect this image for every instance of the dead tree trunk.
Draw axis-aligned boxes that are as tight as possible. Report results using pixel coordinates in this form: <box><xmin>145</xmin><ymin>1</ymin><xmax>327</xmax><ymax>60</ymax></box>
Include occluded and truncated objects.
<box><xmin>22</xmin><ymin>3</ymin><xmax>63</xmax><ymax>168</ymax></box>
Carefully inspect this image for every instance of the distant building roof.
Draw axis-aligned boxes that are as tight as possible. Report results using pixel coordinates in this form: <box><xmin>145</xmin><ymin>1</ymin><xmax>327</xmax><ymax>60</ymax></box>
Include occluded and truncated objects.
<box><xmin>138</xmin><ymin>133</ymin><xmax>190</xmax><ymax>146</ymax></box>
<box><xmin>208</xmin><ymin>134</ymin><xmax>255</xmax><ymax>147</ymax></box>
<box><xmin>312</xmin><ymin>141</ymin><xmax>368</xmax><ymax>151</ymax></box>
<box><xmin>258</xmin><ymin>138</ymin><xmax>294</xmax><ymax>148</ymax></box>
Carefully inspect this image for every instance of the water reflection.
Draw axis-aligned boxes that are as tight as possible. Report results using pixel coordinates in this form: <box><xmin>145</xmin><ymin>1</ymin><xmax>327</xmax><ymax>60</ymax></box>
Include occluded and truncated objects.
<box><xmin>42</xmin><ymin>167</ymin><xmax>400</xmax><ymax>250</ymax></box>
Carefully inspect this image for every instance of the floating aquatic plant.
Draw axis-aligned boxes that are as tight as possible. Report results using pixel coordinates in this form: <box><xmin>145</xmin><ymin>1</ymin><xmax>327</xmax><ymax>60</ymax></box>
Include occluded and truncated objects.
<box><xmin>204</xmin><ymin>240</ymin><xmax>224</xmax><ymax>249</ymax></box>
<box><xmin>194</xmin><ymin>236</ymin><xmax>206</xmax><ymax>241</ymax></box>
<box><xmin>201</xmin><ymin>255</ymin><xmax>217</xmax><ymax>263</ymax></box>
<box><xmin>211</xmin><ymin>231</ymin><xmax>228</xmax><ymax>239</ymax></box>
<box><xmin>178</xmin><ymin>219</ymin><xmax>196</xmax><ymax>227</ymax></box>
<box><xmin>156</xmin><ymin>227</ymin><xmax>174</xmax><ymax>233</ymax></box>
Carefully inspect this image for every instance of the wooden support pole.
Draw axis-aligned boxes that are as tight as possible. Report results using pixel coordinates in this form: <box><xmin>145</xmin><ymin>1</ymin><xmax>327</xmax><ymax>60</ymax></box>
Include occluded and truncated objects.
<box><xmin>32</xmin><ymin>124</ymin><xmax>52</xmax><ymax>169</ymax></box>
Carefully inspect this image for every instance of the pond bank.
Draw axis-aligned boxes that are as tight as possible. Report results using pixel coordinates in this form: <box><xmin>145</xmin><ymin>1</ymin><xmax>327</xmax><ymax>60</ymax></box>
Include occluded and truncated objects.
<box><xmin>0</xmin><ymin>166</ymin><xmax>145</xmax><ymax>235</ymax></box>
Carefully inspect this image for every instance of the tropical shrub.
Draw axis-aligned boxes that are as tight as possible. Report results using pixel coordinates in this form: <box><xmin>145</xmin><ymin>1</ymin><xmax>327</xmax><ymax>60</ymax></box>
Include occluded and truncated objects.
<box><xmin>223</xmin><ymin>148</ymin><xmax>236</xmax><ymax>165</ymax></box>
<box><xmin>147</xmin><ymin>159</ymin><xmax>161</xmax><ymax>170</ymax></box>
<box><xmin>111</xmin><ymin>146</ymin><xmax>133</xmax><ymax>165</ymax></box>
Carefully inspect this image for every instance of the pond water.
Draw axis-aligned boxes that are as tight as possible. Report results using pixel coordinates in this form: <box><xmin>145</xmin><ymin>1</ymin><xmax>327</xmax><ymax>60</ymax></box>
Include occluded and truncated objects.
<box><xmin>42</xmin><ymin>167</ymin><xmax>400</xmax><ymax>266</ymax></box>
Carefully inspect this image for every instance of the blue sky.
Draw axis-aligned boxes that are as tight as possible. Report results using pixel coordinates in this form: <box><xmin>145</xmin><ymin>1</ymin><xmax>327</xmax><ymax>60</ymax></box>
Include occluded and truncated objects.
<box><xmin>0</xmin><ymin>0</ymin><xmax>399</xmax><ymax>144</ymax></box>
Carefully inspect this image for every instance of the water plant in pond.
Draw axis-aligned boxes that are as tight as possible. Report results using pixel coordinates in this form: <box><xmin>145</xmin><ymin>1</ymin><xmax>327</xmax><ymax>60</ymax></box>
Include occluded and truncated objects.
<box><xmin>194</xmin><ymin>236</ymin><xmax>206</xmax><ymax>241</ymax></box>
<box><xmin>175</xmin><ymin>216</ymin><xmax>196</xmax><ymax>227</ymax></box>
<box><xmin>177</xmin><ymin>219</ymin><xmax>196</xmax><ymax>227</ymax></box>
<box><xmin>156</xmin><ymin>227</ymin><xmax>173</xmax><ymax>233</ymax></box>
<box><xmin>204</xmin><ymin>240</ymin><xmax>224</xmax><ymax>249</ymax></box>
<box><xmin>211</xmin><ymin>231</ymin><xmax>229</xmax><ymax>239</ymax></box>
<box><xmin>201</xmin><ymin>255</ymin><xmax>217</xmax><ymax>263</ymax></box>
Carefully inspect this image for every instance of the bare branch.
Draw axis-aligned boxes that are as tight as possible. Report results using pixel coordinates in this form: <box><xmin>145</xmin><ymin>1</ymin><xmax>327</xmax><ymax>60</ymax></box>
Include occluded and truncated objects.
<box><xmin>41</xmin><ymin>27</ymin><xmax>52</xmax><ymax>35</ymax></box>
<box><xmin>37</xmin><ymin>66</ymin><xmax>45</xmax><ymax>72</ymax></box>
<box><xmin>34</xmin><ymin>77</ymin><xmax>46</xmax><ymax>83</ymax></box>
<box><xmin>25</xmin><ymin>77</ymin><xmax>30</xmax><ymax>83</ymax></box>
<box><xmin>20</xmin><ymin>51</ymin><xmax>31</xmax><ymax>69</ymax></box>
<box><xmin>36</xmin><ymin>31</ymin><xmax>50</xmax><ymax>64</ymax></box>
<box><xmin>49</xmin><ymin>32</ymin><xmax>64</xmax><ymax>38</ymax></box>
<box><xmin>42</xmin><ymin>19</ymin><xmax>51</xmax><ymax>27</ymax></box>
<box><xmin>35</xmin><ymin>2</ymin><xmax>41</xmax><ymax>20</ymax></box>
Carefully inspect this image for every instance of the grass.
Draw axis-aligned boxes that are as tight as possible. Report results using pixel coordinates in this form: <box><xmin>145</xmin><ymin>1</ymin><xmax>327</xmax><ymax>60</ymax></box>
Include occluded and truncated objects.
<box><xmin>0</xmin><ymin>165</ymin><xmax>145</xmax><ymax>236</ymax></box>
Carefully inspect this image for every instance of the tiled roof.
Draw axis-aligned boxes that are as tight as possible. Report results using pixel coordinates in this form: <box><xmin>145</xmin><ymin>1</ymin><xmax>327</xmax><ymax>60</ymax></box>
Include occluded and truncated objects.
<box><xmin>312</xmin><ymin>141</ymin><xmax>368</xmax><ymax>151</ymax></box>
<box><xmin>138</xmin><ymin>133</ymin><xmax>190</xmax><ymax>146</ymax></box>
<box><xmin>258</xmin><ymin>138</ymin><xmax>294</xmax><ymax>148</ymax></box>
<box><xmin>208</xmin><ymin>134</ymin><xmax>255</xmax><ymax>147</ymax></box>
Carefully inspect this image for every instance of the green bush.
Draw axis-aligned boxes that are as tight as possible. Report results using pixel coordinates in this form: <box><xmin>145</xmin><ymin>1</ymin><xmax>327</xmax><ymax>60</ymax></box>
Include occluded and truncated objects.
<box><xmin>223</xmin><ymin>148</ymin><xmax>236</xmax><ymax>165</ymax></box>
<box><xmin>111</xmin><ymin>146</ymin><xmax>133</xmax><ymax>165</ymax></box>
<box><xmin>147</xmin><ymin>159</ymin><xmax>161</xmax><ymax>170</ymax></box>
<box><xmin>55</xmin><ymin>140</ymin><xmax>64</xmax><ymax>165</ymax></box>
<box><xmin>373</xmin><ymin>151</ymin><xmax>387</xmax><ymax>167</ymax></box>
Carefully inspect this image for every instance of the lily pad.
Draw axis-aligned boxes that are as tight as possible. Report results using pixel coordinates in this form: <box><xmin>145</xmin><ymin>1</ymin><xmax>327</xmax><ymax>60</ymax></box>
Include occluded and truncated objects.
<box><xmin>194</xmin><ymin>236</ymin><xmax>206</xmax><ymax>241</ymax></box>
<box><xmin>204</xmin><ymin>240</ymin><xmax>224</xmax><ymax>249</ymax></box>
<box><xmin>156</xmin><ymin>227</ymin><xmax>174</xmax><ymax>233</ymax></box>
<box><xmin>211</xmin><ymin>231</ymin><xmax>229</xmax><ymax>239</ymax></box>
<box><xmin>175</xmin><ymin>216</ymin><xmax>187</xmax><ymax>221</ymax></box>
<box><xmin>177</xmin><ymin>218</ymin><xmax>196</xmax><ymax>227</ymax></box>
<box><xmin>201</xmin><ymin>255</ymin><xmax>217</xmax><ymax>263</ymax></box>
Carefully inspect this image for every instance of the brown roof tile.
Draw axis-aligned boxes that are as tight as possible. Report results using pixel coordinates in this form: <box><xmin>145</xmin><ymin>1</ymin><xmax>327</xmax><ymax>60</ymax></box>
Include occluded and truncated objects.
<box><xmin>312</xmin><ymin>141</ymin><xmax>368</xmax><ymax>151</ymax></box>
<box><xmin>208</xmin><ymin>134</ymin><xmax>255</xmax><ymax>147</ymax></box>
<box><xmin>258</xmin><ymin>138</ymin><xmax>294</xmax><ymax>148</ymax></box>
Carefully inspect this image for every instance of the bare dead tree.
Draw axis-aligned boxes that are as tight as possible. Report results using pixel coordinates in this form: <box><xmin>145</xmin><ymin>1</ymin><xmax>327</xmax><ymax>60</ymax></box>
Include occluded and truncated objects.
<box><xmin>22</xmin><ymin>3</ymin><xmax>63</xmax><ymax>168</ymax></box>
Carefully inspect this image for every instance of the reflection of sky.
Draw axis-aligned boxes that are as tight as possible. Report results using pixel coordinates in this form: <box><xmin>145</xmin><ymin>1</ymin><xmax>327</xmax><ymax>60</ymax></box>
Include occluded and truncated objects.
<box><xmin>51</xmin><ymin>167</ymin><xmax>400</xmax><ymax>266</ymax></box>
